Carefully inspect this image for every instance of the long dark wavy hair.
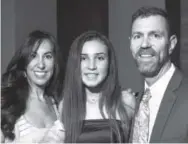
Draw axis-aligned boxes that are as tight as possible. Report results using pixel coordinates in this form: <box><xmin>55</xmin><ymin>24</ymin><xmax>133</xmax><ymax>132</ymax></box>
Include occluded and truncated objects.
<box><xmin>1</xmin><ymin>30</ymin><xmax>63</xmax><ymax>140</ymax></box>
<box><xmin>62</xmin><ymin>30</ymin><xmax>130</xmax><ymax>143</ymax></box>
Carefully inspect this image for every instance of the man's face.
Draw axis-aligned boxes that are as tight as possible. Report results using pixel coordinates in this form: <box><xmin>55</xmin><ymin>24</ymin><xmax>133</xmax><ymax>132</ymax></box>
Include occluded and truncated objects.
<box><xmin>130</xmin><ymin>15</ymin><xmax>175</xmax><ymax>77</ymax></box>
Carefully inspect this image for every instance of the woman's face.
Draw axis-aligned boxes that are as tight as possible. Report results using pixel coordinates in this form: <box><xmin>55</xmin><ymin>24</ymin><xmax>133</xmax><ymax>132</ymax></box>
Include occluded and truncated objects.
<box><xmin>26</xmin><ymin>40</ymin><xmax>55</xmax><ymax>88</ymax></box>
<box><xmin>81</xmin><ymin>40</ymin><xmax>109</xmax><ymax>88</ymax></box>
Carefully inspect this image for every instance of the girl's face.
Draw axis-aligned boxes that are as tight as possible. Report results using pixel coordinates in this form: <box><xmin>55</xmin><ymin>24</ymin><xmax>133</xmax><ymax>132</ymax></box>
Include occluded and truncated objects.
<box><xmin>81</xmin><ymin>40</ymin><xmax>109</xmax><ymax>88</ymax></box>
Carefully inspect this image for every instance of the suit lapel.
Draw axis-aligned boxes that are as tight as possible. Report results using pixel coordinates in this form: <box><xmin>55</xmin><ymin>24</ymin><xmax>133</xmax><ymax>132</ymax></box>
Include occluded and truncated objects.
<box><xmin>149</xmin><ymin>90</ymin><xmax>176</xmax><ymax>142</ymax></box>
<box><xmin>150</xmin><ymin>69</ymin><xmax>183</xmax><ymax>142</ymax></box>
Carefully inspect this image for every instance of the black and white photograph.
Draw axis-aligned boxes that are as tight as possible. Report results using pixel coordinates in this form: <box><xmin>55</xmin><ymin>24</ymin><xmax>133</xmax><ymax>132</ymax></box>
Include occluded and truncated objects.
<box><xmin>1</xmin><ymin>0</ymin><xmax>188</xmax><ymax>143</ymax></box>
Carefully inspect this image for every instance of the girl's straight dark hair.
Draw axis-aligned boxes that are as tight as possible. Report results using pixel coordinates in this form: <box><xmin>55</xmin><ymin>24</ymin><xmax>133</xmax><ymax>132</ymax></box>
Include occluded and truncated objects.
<box><xmin>62</xmin><ymin>30</ymin><xmax>130</xmax><ymax>143</ymax></box>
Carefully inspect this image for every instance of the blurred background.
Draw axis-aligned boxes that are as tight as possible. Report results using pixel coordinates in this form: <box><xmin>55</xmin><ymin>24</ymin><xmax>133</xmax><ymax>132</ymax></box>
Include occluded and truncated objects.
<box><xmin>1</xmin><ymin>0</ymin><xmax>188</xmax><ymax>92</ymax></box>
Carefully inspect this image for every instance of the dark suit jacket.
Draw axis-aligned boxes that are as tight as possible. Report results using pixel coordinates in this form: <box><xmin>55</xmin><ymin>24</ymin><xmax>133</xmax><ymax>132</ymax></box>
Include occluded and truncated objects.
<box><xmin>129</xmin><ymin>68</ymin><xmax>188</xmax><ymax>143</ymax></box>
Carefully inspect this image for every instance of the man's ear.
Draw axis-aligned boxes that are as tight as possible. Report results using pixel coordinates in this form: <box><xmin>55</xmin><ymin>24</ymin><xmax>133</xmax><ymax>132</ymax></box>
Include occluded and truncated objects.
<box><xmin>169</xmin><ymin>35</ymin><xmax>178</xmax><ymax>55</ymax></box>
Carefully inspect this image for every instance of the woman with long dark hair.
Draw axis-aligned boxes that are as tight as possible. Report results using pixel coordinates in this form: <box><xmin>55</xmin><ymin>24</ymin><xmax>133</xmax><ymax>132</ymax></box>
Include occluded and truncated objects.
<box><xmin>1</xmin><ymin>30</ymin><xmax>63</xmax><ymax>142</ymax></box>
<box><xmin>58</xmin><ymin>30</ymin><xmax>135</xmax><ymax>143</ymax></box>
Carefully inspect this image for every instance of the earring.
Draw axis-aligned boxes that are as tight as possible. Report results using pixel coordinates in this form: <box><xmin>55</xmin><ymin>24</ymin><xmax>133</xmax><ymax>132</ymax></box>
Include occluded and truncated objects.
<box><xmin>23</xmin><ymin>72</ymin><xmax>27</xmax><ymax>78</ymax></box>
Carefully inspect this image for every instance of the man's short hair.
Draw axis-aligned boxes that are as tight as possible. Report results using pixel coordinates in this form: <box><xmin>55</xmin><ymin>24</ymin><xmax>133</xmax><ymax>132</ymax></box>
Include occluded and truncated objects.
<box><xmin>131</xmin><ymin>6</ymin><xmax>172</xmax><ymax>36</ymax></box>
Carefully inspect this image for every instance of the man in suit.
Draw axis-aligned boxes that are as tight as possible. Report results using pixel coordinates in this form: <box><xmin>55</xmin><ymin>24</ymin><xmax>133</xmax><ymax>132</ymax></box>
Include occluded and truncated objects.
<box><xmin>129</xmin><ymin>6</ymin><xmax>188</xmax><ymax>143</ymax></box>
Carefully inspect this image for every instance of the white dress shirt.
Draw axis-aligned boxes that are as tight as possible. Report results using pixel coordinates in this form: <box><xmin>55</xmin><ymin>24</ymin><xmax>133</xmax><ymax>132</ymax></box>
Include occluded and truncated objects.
<box><xmin>145</xmin><ymin>63</ymin><xmax>175</xmax><ymax>141</ymax></box>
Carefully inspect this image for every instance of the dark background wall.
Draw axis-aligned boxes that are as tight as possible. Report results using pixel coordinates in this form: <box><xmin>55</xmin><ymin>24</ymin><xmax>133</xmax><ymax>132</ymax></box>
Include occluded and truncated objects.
<box><xmin>166</xmin><ymin>0</ymin><xmax>181</xmax><ymax>69</ymax></box>
<box><xmin>180</xmin><ymin>0</ymin><xmax>188</xmax><ymax>76</ymax></box>
<box><xmin>1</xmin><ymin>0</ymin><xmax>16</xmax><ymax>74</ymax></box>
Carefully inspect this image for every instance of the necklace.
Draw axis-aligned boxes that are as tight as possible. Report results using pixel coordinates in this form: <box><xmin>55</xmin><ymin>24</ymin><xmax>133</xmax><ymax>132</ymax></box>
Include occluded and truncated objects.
<box><xmin>87</xmin><ymin>94</ymin><xmax>100</xmax><ymax>104</ymax></box>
